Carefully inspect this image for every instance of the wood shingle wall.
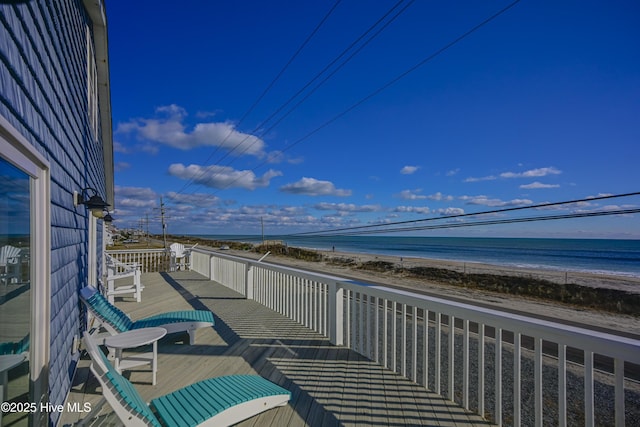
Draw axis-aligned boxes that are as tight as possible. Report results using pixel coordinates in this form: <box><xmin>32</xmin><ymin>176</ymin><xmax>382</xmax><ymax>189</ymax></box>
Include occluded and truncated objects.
<box><xmin>0</xmin><ymin>1</ymin><xmax>110</xmax><ymax>424</ymax></box>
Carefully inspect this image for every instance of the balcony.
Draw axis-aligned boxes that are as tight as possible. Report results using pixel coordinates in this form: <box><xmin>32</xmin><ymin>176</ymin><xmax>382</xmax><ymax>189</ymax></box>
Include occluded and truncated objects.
<box><xmin>63</xmin><ymin>247</ymin><xmax>640</xmax><ymax>426</ymax></box>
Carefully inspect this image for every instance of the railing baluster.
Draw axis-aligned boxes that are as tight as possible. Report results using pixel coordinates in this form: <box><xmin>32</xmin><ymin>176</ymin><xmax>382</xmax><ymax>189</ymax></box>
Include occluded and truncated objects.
<box><xmin>534</xmin><ymin>337</ymin><xmax>543</xmax><ymax>427</ymax></box>
<box><xmin>412</xmin><ymin>305</ymin><xmax>417</xmax><ymax>383</ymax></box>
<box><xmin>478</xmin><ymin>323</ymin><xmax>485</xmax><ymax>419</ymax></box>
<box><xmin>585</xmin><ymin>350</ymin><xmax>594</xmax><ymax>427</ymax></box>
<box><xmin>463</xmin><ymin>319</ymin><xmax>469</xmax><ymax>410</ymax></box>
<box><xmin>424</xmin><ymin>308</ymin><xmax>429</xmax><ymax>389</ymax></box>
<box><xmin>383</xmin><ymin>298</ymin><xmax>388</xmax><ymax>369</ymax></box>
<box><xmin>402</xmin><ymin>303</ymin><xmax>407</xmax><ymax>378</ymax></box>
<box><xmin>614</xmin><ymin>358</ymin><xmax>624</xmax><ymax>427</ymax></box>
<box><xmin>359</xmin><ymin>293</ymin><xmax>365</xmax><ymax>354</ymax></box>
<box><xmin>514</xmin><ymin>332</ymin><xmax>521</xmax><ymax>426</ymax></box>
<box><xmin>559</xmin><ymin>344</ymin><xmax>567</xmax><ymax>427</ymax></box>
<box><xmin>392</xmin><ymin>301</ymin><xmax>397</xmax><ymax>373</ymax></box>
<box><xmin>345</xmin><ymin>289</ymin><xmax>351</xmax><ymax>348</ymax></box>
<box><xmin>495</xmin><ymin>327</ymin><xmax>502</xmax><ymax>427</ymax></box>
<box><xmin>306</xmin><ymin>279</ymin><xmax>311</xmax><ymax>328</ymax></box>
<box><xmin>374</xmin><ymin>296</ymin><xmax>380</xmax><ymax>363</ymax></box>
<box><xmin>365</xmin><ymin>294</ymin><xmax>371</xmax><ymax>359</ymax></box>
<box><xmin>448</xmin><ymin>315</ymin><xmax>455</xmax><ymax>401</ymax></box>
<box><xmin>435</xmin><ymin>312</ymin><xmax>441</xmax><ymax>395</ymax></box>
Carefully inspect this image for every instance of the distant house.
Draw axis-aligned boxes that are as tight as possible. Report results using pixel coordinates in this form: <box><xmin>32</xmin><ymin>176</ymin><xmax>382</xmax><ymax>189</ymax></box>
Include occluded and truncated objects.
<box><xmin>0</xmin><ymin>1</ymin><xmax>113</xmax><ymax>425</ymax></box>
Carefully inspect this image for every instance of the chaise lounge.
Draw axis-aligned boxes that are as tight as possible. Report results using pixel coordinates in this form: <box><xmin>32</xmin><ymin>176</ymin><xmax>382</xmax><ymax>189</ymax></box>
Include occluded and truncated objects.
<box><xmin>80</xmin><ymin>286</ymin><xmax>214</xmax><ymax>345</ymax></box>
<box><xmin>80</xmin><ymin>332</ymin><xmax>291</xmax><ymax>426</ymax></box>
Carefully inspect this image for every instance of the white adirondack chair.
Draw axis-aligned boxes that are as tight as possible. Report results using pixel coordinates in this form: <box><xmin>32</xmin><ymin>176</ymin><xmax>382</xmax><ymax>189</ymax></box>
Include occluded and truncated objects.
<box><xmin>104</xmin><ymin>254</ymin><xmax>143</xmax><ymax>303</ymax></box>
<box><xmin>0</xmin><ymin>245</ymin><xmax>22</xmax><ymax>286</ymax></box>
<box><xmin>169</xmin><ymin>242</ymin><xmax>197</xmax><ymax>271</ymax></box>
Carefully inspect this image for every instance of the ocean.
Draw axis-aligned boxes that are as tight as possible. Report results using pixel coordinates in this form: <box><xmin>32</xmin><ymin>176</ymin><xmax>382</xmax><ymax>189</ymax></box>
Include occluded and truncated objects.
<box><xmin>197</xmin><ymin>235</ymin><xmax>640</xmax><ymax>278</ymax></box>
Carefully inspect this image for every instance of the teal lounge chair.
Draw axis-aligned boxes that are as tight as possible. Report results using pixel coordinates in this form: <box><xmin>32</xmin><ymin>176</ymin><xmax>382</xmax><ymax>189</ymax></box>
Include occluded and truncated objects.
<box><xmin>80</xmin><ymin>332</ymin><xmax>291</xmax><ymax>426</ymax></box>
<box><xmin>80</xmin><ymin>286</ymin><xmax>214</xmax><ymax>345</ymax></box>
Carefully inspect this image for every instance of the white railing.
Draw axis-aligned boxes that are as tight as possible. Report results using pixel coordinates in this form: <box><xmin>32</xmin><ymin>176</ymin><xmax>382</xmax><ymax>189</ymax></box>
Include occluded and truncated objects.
<box><xmin>106</xmin><ymin>249</ymin><xmax>170</xmax><ymax>273</ymax></box>
<box><xmin>175</xmin><ymin>248</ymin><xmax>640</xmax><ymax>425</ymax></box>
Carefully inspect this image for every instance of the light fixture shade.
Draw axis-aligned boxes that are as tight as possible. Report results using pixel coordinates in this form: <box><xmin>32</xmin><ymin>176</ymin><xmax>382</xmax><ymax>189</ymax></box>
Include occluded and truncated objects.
<box><xmin>76</xmin><ymin>187</ymin><xmax>110</xmax><ymax>214</ymax></box>
<box><xmin>84</xmin><ymin>194</ymin><xmax>110</xmax><ymax>211</ymax></box>
<box><xmin>103</xmin><ymin>212</ymin><xmax>114</xmax><ymax>222</ymax></box>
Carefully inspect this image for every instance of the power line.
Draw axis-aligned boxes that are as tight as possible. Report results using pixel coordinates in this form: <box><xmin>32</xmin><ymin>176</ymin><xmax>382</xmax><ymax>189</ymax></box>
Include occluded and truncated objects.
<box><xmin>174</xmin><ymin>0</ymin><xmax>415</xmax><ymax>198</ymax></box>
<box><xmin>233</xmin><ymin>0</ymin><xmax>416</xmax><ymax>158</ymax></box>
<box><xmin>201</xmin><ymin>0</ymin><xmax>522</xmax><ymax>196</ymax></box>
<box><xmin>303</xmin><ymin>208</ymin><xmax>640</xmax><ymax>237</ymax></box>
<box><xmin>174</xmin><ymin>0</ymin><xmax>343</xmax><ymax>195</ymax></box>
<box><xmin>205</xmin><ymin>206</ymin><xmax>640</xmax><ymax>243</ymax></box>
<box><xmin>284</xmin><ymin>192</ymin><xmax>640</xmax><ymax>237</ymax></box>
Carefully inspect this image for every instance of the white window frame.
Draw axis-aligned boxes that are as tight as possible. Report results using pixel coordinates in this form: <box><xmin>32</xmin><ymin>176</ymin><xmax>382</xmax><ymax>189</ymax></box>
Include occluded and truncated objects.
<box><xmin>86</xmin><ymin>26</ymin><xmax>99</xmax><ymax>143</ymax></box>
<box><xmin>0</xmin><ymin>114</ymin><xmax>51</xmax><ymax>418</ymax></box>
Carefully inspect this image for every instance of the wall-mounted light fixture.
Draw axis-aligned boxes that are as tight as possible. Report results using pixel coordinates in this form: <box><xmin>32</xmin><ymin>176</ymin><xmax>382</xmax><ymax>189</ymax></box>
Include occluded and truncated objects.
<box><xmin>103</xmin><ymin>210</ymin><xmax>114</xmax><ymax>223</ymax></box>
<box><xmin>74</xmin><ymin>187</ymin><xmax>110</xmax><ymax>217</ymax></box>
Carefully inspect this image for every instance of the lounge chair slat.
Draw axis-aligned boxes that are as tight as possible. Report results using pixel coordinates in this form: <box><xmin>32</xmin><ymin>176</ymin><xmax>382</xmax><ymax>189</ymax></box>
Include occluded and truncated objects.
<box><xmin>151</xmin><ymin>375</ymin><xmax>291</xmax><ymax>426</ymax></box>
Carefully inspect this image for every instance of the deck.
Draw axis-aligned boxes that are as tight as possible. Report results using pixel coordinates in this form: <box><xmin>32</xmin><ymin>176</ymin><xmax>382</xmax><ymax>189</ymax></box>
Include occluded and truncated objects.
<box><xmin>61</xmin><ymin>271</ymin><xmax>492</xmax><ymax>426</ymax></box>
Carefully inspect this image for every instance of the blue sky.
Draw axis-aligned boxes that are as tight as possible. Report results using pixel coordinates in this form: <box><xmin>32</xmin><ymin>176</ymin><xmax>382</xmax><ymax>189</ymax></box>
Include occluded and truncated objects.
<box><xmin>106</xmin><ymin>1</ymin><xmax>640</xmax><ymax>238</ymax></box>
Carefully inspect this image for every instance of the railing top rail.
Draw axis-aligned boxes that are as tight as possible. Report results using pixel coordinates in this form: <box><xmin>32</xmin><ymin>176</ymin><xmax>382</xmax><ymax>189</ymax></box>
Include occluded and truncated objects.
<box><xmin>107</xmin><ymin>248</ymin><xmax>168</xmax><ymax>254</ymax></box>
<box><xmin>193</xmin><ymin>247</ymin><xmax>345</xmax><ymax>282</ymax></box>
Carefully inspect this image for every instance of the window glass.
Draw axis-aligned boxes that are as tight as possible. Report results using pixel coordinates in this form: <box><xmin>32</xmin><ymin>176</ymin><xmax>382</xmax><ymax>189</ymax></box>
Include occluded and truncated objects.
<box><xmin>0</xmin><ymin>155</ymin><xmax>31</xmax><ymax>423</ymax></box>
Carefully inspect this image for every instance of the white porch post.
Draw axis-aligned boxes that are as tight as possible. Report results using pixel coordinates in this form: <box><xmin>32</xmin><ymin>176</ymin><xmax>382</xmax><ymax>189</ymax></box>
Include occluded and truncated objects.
<box><xmin>328</xmin><ymin>280</ymin><xmax>343</xmax><ymax>346</ymax></box>
<box><xmin>208</xmin><ymin>254</ymin><xmax>214</xmax><ymax>281</ymax></box>
<box><xmin>245</xmin><ymin>262</ymin><xmax>254</xmax><ymax>300</ymax></box>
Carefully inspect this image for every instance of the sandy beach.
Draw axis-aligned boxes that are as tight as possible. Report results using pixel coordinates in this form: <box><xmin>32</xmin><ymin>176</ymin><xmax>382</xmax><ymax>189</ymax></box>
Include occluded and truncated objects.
<box><xmin>202</xmin><ymin>242</ymin><xmax>640</xmax><ymax>337</ymax></box>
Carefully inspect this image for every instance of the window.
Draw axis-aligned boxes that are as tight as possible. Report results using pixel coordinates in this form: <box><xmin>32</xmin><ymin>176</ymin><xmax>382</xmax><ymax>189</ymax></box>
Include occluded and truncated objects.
<box><xmin>0</xmin><ymin>117</ymin><xmax>50</xmax><ymax>425</ymax></box>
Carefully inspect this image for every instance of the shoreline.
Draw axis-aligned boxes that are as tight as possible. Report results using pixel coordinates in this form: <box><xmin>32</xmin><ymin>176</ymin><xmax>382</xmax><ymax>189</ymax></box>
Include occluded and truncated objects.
<box><xmin>288</xmin><ymin>242</ymin><xmax>640</xmax><ymax>280</ymax></box>
<box><xmin>316</xmin><ymin>248</ymin><xmax>640</xmax><ymax>294</ymax></box>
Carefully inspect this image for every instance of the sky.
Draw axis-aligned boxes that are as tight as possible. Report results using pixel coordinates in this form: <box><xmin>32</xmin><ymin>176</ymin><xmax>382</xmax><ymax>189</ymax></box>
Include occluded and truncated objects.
<box><xmin>105</xmin><ymin>0</ymin><xmax>640</xmax><ymax>239</ymax></box>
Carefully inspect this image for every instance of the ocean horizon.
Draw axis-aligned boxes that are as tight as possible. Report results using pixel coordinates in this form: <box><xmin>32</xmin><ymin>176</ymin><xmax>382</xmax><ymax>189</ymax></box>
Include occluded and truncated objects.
<box><xmin>193</xmin><ymin>235</ymin><xmax>640</xmax><ymax>278</ymax></box>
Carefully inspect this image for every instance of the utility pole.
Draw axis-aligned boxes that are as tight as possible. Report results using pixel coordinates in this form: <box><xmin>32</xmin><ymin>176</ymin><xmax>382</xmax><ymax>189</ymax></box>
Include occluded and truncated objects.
<box><xmin>160</xmin><ymin>196</ymin><xmax>167</xmax><ymax>249</ymax></box>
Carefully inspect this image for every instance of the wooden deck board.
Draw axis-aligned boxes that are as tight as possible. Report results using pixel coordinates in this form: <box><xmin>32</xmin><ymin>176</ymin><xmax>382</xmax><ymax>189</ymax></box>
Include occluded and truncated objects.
<box><xmin>61</xmin><ymin>271</ymin><xmax>492</xmax><ymax>426</ymax></box>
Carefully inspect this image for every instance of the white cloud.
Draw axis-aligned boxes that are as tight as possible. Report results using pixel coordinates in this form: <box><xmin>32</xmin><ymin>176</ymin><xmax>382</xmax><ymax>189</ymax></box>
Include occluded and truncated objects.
<box><xmin>465</xmin><ymin>167</ymin><xmax>562</xmax><ymax>183</ymax></box>
<box><xmin>313</xmin><ymin>202</ymin><xmax>380</xmax><ymax>212</ymax></box>
<box><xmin>117</xmin><ymin>104</ymin><xmax>267</xmax><ymax>156</ymax></box>
<box><xmin>434</xmin><ymin>207</ymin><xmax>465</xmax><ymax>215</ymax></box>
<box><xmin>394</xmin><ymin>206</ymin><xmax>431</xmax><ymax>214</ymax></box>
<box><xmin>113</xmin><ymin>141</ymin><xmax>129</xmax><ymax>153</ymax></box>
<box><xmin>115</xmin><ymin>185</ymin><xmax>158</xmax><ymax>208</ymax></box>
<box><xmin>520</xmin><ymin>181</ymin><xmax>560</xmax><ymax>189</ymax></box>
<box><xmin>400</xmin><ymin>165</ymin><xmax>419</xmax><ymax>175</ymax></box>
<box><xmin>446</xmin><ymin>168</ymin><xmax>460</xmax><ymax>176</ymax></box>
<box><xmin>168</xmin><ymin>163</ymin><xmax>282</xmax><ymax>190</ymax></box>
<box><xmin>165</xmin><ymin>192</ymin><xmax>221</xmax><ymax>208</ymax></box>
<box><xmin>427</xmin><ymin>192</ymin><xmax>454</xmax><ymax>201</ymax></box>
<box><xmin>396</xmin><ymin>189</ymin><xmax>427</xmax><ymax>200</ymax></box>
<box><xmin>587</xmin><ymin>193</ymin><xmax>613</xmax><ymax>199</ymax></box>
<box><xmin>464</xmin><ymin>175</ymin><xmax>496</xmax><ymax>183</ymax></box>
<box><xmin>280</xmin><ymin>177</ymin><xmax>351</xmax><ymax>197</ymax></box>
<box><xmin>500</xmin><ymin>167</ymin><xmax>562</xmax><ymax>179</ymax></box>
<box><xmin>459</xmin><ymin>195</ymin><xmax>533</xmax><ymax>207</ymax></box>
<box><xmin>114</xmin><ymin>162</ymin><xmax>131</xmax><ymax>172</ymax></box>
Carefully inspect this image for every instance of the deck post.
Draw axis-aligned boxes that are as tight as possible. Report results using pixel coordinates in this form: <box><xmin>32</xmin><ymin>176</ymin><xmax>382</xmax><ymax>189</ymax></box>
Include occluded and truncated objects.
<box><xmin>208</xmin><ymin>255</ymin><xmax>215</xmax><ymax>281</ymax></box>
<box><xmin>328</xmin><ymin>280</ymin><xmax>343</xmax><ymax>346</ymax></box>
<box><xmin>245</xmin><ymin>262</ymin><xmax>254</xmax><ymax>300</ymax></box>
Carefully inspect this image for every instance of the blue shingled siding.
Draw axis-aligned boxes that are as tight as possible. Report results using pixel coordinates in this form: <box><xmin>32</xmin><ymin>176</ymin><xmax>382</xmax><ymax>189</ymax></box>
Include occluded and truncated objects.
<box><xmin>0</xmin><ymin>1</ymin><xmax>108</xmax><ymax>423</ymax></box>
